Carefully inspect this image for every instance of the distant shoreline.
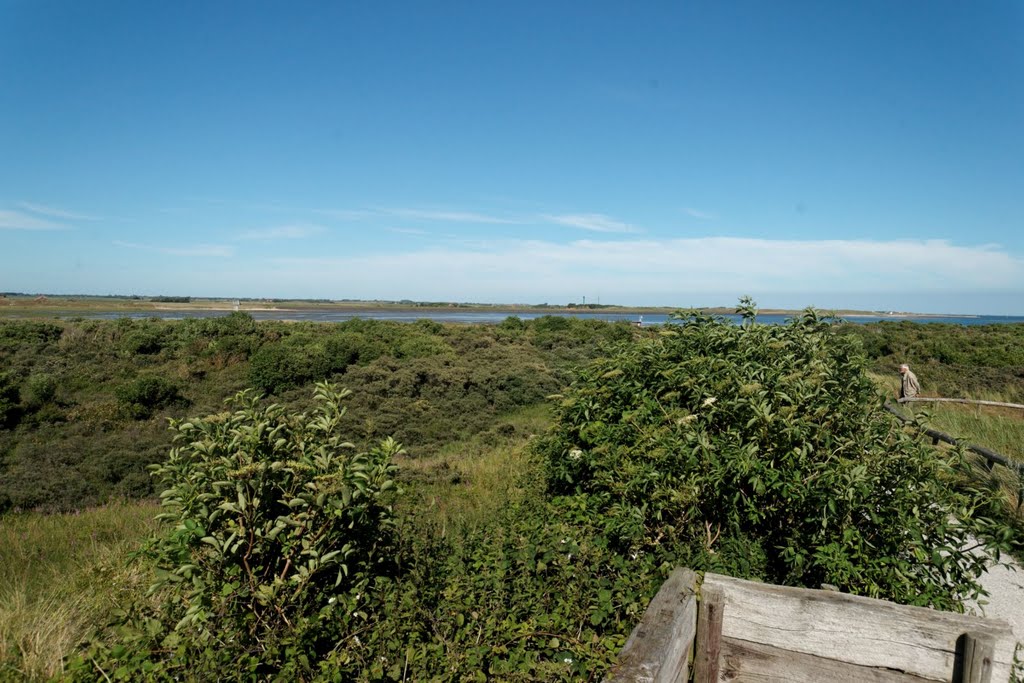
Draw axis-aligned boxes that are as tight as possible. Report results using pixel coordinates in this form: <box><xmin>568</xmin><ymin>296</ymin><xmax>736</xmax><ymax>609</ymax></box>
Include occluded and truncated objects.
<box><xmin>0</xmin><ymin>294</ymin><xmax>989</xmax><ymax>319</ymax></box>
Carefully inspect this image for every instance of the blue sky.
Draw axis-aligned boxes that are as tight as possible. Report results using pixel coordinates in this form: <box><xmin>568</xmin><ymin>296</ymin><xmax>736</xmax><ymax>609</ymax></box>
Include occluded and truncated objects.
<box><xmin>2</xmin><ymin>1</ymin><xmax>1022</xmax><ymax>313</ymax></box>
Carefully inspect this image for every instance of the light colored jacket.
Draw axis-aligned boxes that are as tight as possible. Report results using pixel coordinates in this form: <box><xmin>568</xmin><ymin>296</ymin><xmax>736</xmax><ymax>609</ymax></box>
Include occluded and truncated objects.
<box><xmin>900</xmin><ymin>370</ymin><xmax>920</xmax><ymax>399</ymax></box>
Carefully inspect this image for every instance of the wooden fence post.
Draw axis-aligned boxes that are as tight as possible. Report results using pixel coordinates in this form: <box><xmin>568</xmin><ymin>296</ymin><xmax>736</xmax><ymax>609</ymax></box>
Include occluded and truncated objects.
<box><xmin>604</xmin><ymin>568</ymin><xmax>698</xmax><ymax>683</ymax></box>
<box><xmin>956</xmin><ymin>632</ymin><xmax>995</xmax><ymax>683</ymax></box>
<box><xmin>692</xmin><ymin>585</ymin><xmax>724</xmax><ymax>683</ymax></box>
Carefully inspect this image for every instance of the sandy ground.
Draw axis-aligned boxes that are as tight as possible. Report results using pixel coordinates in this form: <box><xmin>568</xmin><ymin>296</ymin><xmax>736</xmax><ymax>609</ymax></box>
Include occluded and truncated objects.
<box><xmin>967</xmin><ymin>551</ymin><xmax>1024</xmax><ymax>647</ymax></box>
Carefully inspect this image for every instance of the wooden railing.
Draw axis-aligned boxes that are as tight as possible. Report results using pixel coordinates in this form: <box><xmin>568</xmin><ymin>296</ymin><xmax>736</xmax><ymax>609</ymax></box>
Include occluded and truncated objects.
<box><xmin>885</xmin><ymin>402</ymin><xmax>1024</xmax><ymax>513</ymax></box>
<box><xmin>607</xmin><ymin>569</ymin><xmax>1018</xmax><ymax>682</ymax></box>
<box><xmin>899</xmin><ymin>397</ymin><xmax>1024</xmax><ymax>411</ymax></box>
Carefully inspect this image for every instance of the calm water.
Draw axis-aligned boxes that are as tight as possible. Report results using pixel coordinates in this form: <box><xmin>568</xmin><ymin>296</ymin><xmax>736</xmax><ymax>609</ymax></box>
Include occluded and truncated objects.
<box><xmin>54</xmin><ymin>309</ymin><xmax>1024</xmax><ymax>326</ymax></box>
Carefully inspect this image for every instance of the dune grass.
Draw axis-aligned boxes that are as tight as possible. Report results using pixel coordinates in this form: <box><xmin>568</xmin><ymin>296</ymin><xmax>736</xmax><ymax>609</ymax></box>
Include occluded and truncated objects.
<box><xmin>871</xmin><ymin>371</ymin><xmax>1024</xmax><ymax>461</ymax></box>
<box><xmin>395</xmin><ymin>403</ymin><xmax>551</xmax><ymax>538</ymax></box>
<box><xmin>0</xmin><ymin>502</ymin><xmax>158</xmax><ymax>681</ymax></box>
<box><xmin>924</xmin><ymin>403</ymin><xmax>1024</xmax><ymax>465</ymax></box>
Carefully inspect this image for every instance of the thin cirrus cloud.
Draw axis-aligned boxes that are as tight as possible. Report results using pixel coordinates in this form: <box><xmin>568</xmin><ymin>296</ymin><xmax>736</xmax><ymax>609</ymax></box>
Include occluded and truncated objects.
<box><xmin>541</xmin><ymin>213</ymin><xmax>643</xmax><ymax>233</ymax></box>
<box><xmin>387</xmin><ymin>227</ymin><xmax>430</xmax><ymax>235</ymax></box>
<box><xmin>311</xmin><ymin>206</ymin><xmax>646</xmax><ymax>234</ymax></box>
<box><xmin>683</xmin><ymin>207</ymin><xmax>718</xmax><ymax>220</ymax></box>
<box><xmin>310</xmin><ymin>207</ymin><xmax>519</xmax><ymax>224</ymax></box>
<box><xmin>113</xmin><ymin>240</ymin><xmax>235</xmax><ymax>258</ymax></box>
<box><xmin>382</xmin><ymin>208</ymin><xmax>520</xmax><ymax>224</ymax></box>
<box><xmin>0</xmin><ymin>209</ymin><xmax>71</xmax><ymax>230</ymax></box>
<box><xmin>17</xmin><ymin>202</ymin><xmax>99</xmax><ymax>221</ymax></box>
<box><xmin>268</xmin><ymin>236</ymin><xmax>1023</xmax><ymax>297</ymax></box>
<box><xmin>237</xmin><ymin>224</ymin><xmax>327</xmax><ymax>240</ymax></box>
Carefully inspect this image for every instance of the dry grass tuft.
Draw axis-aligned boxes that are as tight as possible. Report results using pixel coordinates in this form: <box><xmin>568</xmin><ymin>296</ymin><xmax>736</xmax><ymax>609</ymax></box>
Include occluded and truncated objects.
<box><xmin>0</xmin><ymin>501</ymin><xmax>157</xmax><ymax>681</ymax></box>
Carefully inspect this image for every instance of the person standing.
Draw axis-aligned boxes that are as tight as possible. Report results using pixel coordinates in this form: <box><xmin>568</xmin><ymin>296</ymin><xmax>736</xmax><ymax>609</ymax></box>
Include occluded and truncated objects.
<box><xmin>898</xmin><ymin>363</ymin><xmax>920</xmax><ymax>401</ymax></box>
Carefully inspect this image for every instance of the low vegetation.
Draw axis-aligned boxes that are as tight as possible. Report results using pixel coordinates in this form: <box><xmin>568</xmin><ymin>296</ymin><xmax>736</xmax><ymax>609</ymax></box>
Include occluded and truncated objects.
<box><xmin>0</xmin><ymin>314</ymin><xmax>632</xmax><ymax>512</ymax></box>
<box><xmin>0</xmin><ymin>309</ymin><xmax>1022</xmax><ymax>679</ymax></box>
<box><xmin>843</xmin><ymin>320</ymin><xmax>1024</xmax><ymax>404</ymax></box>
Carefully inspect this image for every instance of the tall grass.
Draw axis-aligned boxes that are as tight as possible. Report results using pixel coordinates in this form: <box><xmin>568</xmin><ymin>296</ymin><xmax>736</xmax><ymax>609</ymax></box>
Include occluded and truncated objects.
<box><xmin>0</xmin><ymin>502</ymin><xmax>157</xmax><ymax>681</ymax></box>
<box><xmin>396</xmin><ymin>403</ymin><xmax>551</xmax><ymax>536</ymax></box>
<box><xmin>925</xmin><ymin>403</ymin><xmax>1024</xmax><ymax>465</ymax></box>
<box><xmin>871</xmin><ymin>370</ymin><xmax>1024</xmax><ymax>463</ymax></box>
<box><xmin>871</xmin><ymin>370</ymin><xmax>1024</xmax><ymax>558</ymax></box>
<box><xmin>925</xmin><ymin>403</ymin><xmax>1024</xmax><ymax>527</ymax></box>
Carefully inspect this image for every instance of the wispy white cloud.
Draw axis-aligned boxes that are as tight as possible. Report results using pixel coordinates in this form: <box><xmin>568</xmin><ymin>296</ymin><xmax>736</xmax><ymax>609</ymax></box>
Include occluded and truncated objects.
<box><xmin>384</xmin><ymin>208</ymin><xmax>519</xmax><ymax>224</ymax></box>
<box><xmin>238</xmin><ymin>224</ymin><xmax>327</xmax><ymax>240</ymax></box>
<box><xmin>18</xmin><ymin>202</ymin><xmax>99</xmax><ymax>221</ymax></box>
<box><xmin>114</xmin><ymin>240</ymin><xmax>235</xmax><ymax>257</ymax></box>
<box><xmin>0</xmin><ymin>209</ymin><xmax>70</xmax><ymax>230</ymax></box>
<box><xmin>313</xmin><ymin>209</ymin><xmax>376</xmax><ymax>221</ymax></box>
<box><xmin>542</xmin><ymin>213</ymin><xmax>642</xmax><ymax>233</ymax></box>
<box><xmin>310</xmin><ymin>207</ymin><xmax>520</xmax><ymax>224</ymax></box>
<box><xmin>268</xmin><ymin>237</ymin><xmax>1024</xmax><ymax>300</ymax></box>
<box><xmin>683</xmin><ymin>207</ymin><xmax>717</xmax><ymax>220</ymax></box>
<box><xmin>387</xmin><ymin>227</ymin><xmax>429</xmax><ymax>235</ymax></box>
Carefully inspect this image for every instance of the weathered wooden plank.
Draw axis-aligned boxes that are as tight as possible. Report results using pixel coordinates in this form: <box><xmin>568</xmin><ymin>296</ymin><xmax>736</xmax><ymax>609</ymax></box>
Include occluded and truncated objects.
<box><xmin>719</xmin><ymin>637</ymin><xmax>940</xmax><ymax>682</ymax></box>
<box><xmin>899</xmin><ymin>397</ymin><xmax>1024</xmax><ymax>411</ymax></box>
<box><xmin>692</xmin><ymin>584</ymin><xmax>724</xmax><ymax>683</ymax></box>
<box><xmin>703</xmin><ymin>573</ymin><xmax>1016</xmax><ymax>683</ymax></box>
<box><xmin>956</xmin><ymin>632</ymin><xmax>994</xmax><ymax>683</ymax></box>
<box><xmin>605</xmin><ymin>568</ymin><xmax>698</xmax><ymax>683</ymax></box>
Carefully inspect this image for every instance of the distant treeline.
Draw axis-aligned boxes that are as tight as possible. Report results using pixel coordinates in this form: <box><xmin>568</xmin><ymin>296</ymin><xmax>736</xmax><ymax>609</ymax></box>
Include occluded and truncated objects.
<box><xmin>149</xmin><ymin>296</ymin><xmax>191</xmax><ymax>303</ymax></box>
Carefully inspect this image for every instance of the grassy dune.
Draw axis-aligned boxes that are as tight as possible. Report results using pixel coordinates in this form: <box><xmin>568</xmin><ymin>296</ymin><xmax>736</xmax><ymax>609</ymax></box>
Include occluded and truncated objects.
<box><xmin>0</xmin><ymin>502</ymin><xmax>158</xmax><ymax>681</ymax></box>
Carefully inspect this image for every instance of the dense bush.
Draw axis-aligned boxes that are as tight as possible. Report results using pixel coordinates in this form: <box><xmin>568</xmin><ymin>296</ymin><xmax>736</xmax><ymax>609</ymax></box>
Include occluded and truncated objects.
<box><xmin>537</xmin><ymin>301</ymin><xmax>1008</xmax><ymax>609</ymax></box>
<box><xmin>115</xmin><ymin>376</ymin><xmax>187</xmax><ymax>419</ymax></box>
<box><xmin>0</xmin><ymin>320</ymin><xmax>63</xmax><ymax>350</ymax></box>
<box><xmin>21</xmin><ymin>373</ymin><xmax>56</xmax><ymax>410</ymax></box>
<box><xmin>70</xmin><ymin>384</ymin><xmax>402</xmax><ymax>680</ymax></box>
<box><xmin>120</xmin><ymin>326</ymin><xmax>165</xmax><ymax>356</ymax></box>
<box><xmin>248</xmin><ymin>342</ymin><xmax>322</xmax><ymax>394</ymax></box>
<box><xmin>0</xmin><ymin>372</ymin><xmax>20</xmax><ymax>429</ymax></box>
<box><xmin>312</xmin><ymin>495</ymin><xmax>645</xmax><ymax>681</ymax></box>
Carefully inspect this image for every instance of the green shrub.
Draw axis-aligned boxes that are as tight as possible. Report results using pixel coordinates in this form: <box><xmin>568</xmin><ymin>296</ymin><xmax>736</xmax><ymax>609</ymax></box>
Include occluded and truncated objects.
<box><xmin>120</xmin><ymin>327</ymin><xmax>164</xmax><ymax>356</ymax></box>
<box><xmin>69</xmin><ymin>383</ymin><xmax>403</xmax><ymax>680</ymax></box>
<box><xmin>0</xmin><ymin>372</ymin><xmax>20</xmax><ymax>429</ymax></box>
<box><xmin>0</xmin><ymin>320</ymin><xmax>63</xmax><ymax>349</ymax></box>
<box><xmin>538</xmin><ymin>301</ymin><xmax>1008</xmax><ymax>610</ymax></box>
<box><xmin>248</xmin><ymin>342</ymin><xmax>329</xmax><ymax>394</ymax></box>
<box><xmin>323</xmin><ymin>332</ymin><xmax>366</xmax><ymax>369</ymax></box>
<box><xmin>22</xmin><ymin>373</ymin><xmax>57</xmax><ymax>410</ymax></box>
<box><xmin>499</xmin><ymin>316</ymin><xmax>526</xmax><ymax>331</ymax></box>
<box><xmin>115</xmin><ymin>376</ymin><xmax>186</xmax><ymax>419</ymax></box>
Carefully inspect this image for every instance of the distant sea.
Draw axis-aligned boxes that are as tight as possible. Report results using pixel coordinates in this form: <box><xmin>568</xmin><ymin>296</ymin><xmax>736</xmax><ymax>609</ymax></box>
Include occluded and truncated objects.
<box><xmin>64</xmin><ymin>310</ymin><xmax>1024</xmax><ymax>326</ymax></box>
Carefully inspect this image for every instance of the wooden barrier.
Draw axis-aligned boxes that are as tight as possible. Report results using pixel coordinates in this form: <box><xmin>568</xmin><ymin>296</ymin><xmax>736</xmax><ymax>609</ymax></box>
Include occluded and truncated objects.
<box><xmin>607</xmin><ymin>568</ymin><xmax>698</xmax><ymax>682</ymax></box>
<box><xmin>898</xmin><ymin>397</ymin><xmax>1024</xmax><ymax>411</ymax></box>
<box><xmin>884</xmin><ymin>402</ymin><xmax>1024</xmax><ymax>511</ymax></box>
<box><xmin>607</xmin><ymin>572</ymin><xmax>1017</xmax><ymax>683</ymax></box>
<box><xmin>885</xmin><ymin>402</ymin><xmax>1023</xmax><ymax>474</ymax></box>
